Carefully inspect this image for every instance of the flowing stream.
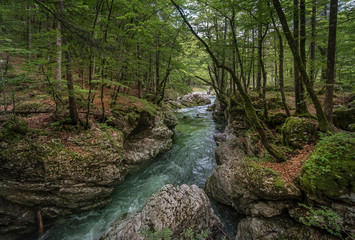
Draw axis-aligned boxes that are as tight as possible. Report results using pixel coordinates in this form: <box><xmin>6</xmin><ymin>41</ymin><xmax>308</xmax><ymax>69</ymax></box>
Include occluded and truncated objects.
<box><xmin>36</xmin><ymin>99</ymin><xmax>239</xmax><ymax>240</ymax></box>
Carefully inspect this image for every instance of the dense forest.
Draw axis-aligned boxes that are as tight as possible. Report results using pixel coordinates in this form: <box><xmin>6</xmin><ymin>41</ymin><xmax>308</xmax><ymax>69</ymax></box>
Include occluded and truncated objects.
<box><xmin>0</xmin><ymin>0</ymin><xmax>354</xmax><ymax>239</ymax></box>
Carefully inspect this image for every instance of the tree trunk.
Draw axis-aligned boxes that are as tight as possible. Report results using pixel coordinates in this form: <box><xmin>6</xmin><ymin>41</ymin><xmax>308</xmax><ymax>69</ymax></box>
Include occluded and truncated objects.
<box><xmin>293</xmin><ymin>0</ymin><xmax>308</xmax><ymax>114</ymax></box>
<box><xmin>65</xmin><ymin>50</ymin><xmax>79</xmax><ymax>124</ymax></box>
<box><xmin>56</xmin><ymin>21</ymin><xmax>62</xmax><ymax>82</ymax></box>
<box><xmin>324</xmin><ymin>0</ymin><xmax>338</xmax><ymax>123</ymax></box>
<box><xmin>0</xmin><ymin>59</ymin><xmax>7</xmax><ymax>113</ymax></box>
<box><xmin>257</xmin><ymin>24</ymin><xmax>262</xmax><ymax>95</ymax></box>
<box><xmin>310</xmin><ymin>0</ymin><xmax>317</xmax><ymax>84</ymax></box>
<box><xmin>299</xmin><ymin>0</ymin><xmax>308</xmax><ymax>113</ymax></box>
<box><xmin>155</xmin><ymin>34</ymin><xmax>160</xmax><ymax>96</ymax></box>
<box><xmin>272</xmin><ymin>0</ymin><xmax>332</xmax><ymax>132</ymax></box>
<box><xmin>271</xmin><ymin>13</ymin><xmax>291</xmax><ymax>117</ymax></box>
<box><xmin>172</xmin><ymin>1</ymin><xmax>286</xmax><ymax>161</ymax></box>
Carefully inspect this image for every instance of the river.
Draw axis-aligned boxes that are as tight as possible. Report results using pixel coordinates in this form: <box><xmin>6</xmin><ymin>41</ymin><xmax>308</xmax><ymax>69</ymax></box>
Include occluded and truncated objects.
<box><xmin>36</xmin><ymin>99</ymin><xmax>239</xmax><ymax>240</ymax></box>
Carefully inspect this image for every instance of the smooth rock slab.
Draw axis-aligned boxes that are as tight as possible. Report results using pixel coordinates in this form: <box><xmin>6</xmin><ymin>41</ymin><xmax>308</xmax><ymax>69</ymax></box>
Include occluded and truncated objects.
<box><xmin>101</xmin><ymin>184</ymin><xmax>222</xmax><ymax>240</ymax></box>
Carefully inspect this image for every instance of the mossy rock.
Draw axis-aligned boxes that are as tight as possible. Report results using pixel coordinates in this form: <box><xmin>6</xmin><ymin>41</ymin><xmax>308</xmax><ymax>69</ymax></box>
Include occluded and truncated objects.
<box><xmin>281</xmin><ymin>117</ymin><xmax>319</xmax><ymax>149</ymax></box>
<box><xmin>299</xmin><ymin>132</ymin><xmax>355</xmax><ymax>200</ymax></box>
<box><xmin>333</xmin><ymin>107</ymin><xmax>355</xmax><ymax>130</ymax></box>
<box><xmin>349</xmin><ymin>123</ymin><xmax>355</xmax><ymax>132</ymax></box>
<box><xmin>267</xmin><ymin>112</ymin><xmax>287</xmax><ymax>128</ymax></box>
<box><xmin>0</xmin><ymin>116</ymin><xmax>28</xmax><ymax>140</ymax></box>
<box><xmin>15</xmin><ymin>101</ymin><xmax>47</xmax><ymax>112</ymax></box>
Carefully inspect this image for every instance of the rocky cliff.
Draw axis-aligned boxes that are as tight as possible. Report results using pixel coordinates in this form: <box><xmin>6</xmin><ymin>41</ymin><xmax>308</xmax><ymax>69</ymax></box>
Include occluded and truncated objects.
<box><xmin>205</xmin><ymin>116</ymin><xmax>354</xmax><ymax>239</ymax></box>
<box><xmin>0</xmin><ymin>105</ymin><xmax>177</xmax><ymax>239</ymax></box>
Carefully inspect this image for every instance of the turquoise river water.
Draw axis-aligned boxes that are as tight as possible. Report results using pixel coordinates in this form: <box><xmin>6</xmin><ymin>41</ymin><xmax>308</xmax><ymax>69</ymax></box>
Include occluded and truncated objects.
<box><xmin>36</xmin><ymin>99</ymin><xmax>239</xmax><ymax>240</ymax></box>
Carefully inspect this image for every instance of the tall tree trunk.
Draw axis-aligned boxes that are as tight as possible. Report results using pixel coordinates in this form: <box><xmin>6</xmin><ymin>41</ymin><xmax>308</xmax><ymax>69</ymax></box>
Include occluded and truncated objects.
<box><xmin>299</xmin><ymin>0</ymin><xmax>308</xmax><ymax>113</ymax></box>
<box><xmin>56</xmin><ymin>21</ymin><xmax>62</xmax><ymax>82</ymax></box>
<box><xmin>271</xmin><ymin>13</ymin><xmax>291</xmax><ymax>117</ymax></box>
<box><xmin>324</xmin><ymin>0</ymin><xmax>338</xmax><ymax>123</ymax></box>
<box><xmin>155</xmin><ymin>35</ymin><xmax>160</xmax><ymax>96</ymax></box>
<box><xmin>65</xmin><ymin>50</ymin><xmax>79</xmax><ymax>124</ymax></box>
<box><xmin>272</xmin><ymin>0</ymin><xmax>332</xmax><ymax>132</ymax></box>
<box><xmin>172</xmin><ymin>2</ymin><xmax>286</xmax><ymax>161</ymax></box>
<box><xmin>261</xmin><ymin>57</ymin><xmax>268</xmax><ymax>120</ymax></box>
<box><xmin>252</xmin><ymin>29</ymin><xmax>255</xmax><ymax>91</ymax></box>
<box><xmin>293</xmin><ymin>0</ymin><xmax>307</xmax><ymax>114</ymax></box>
<box><xmin>310</xmin><ymin>0</ymin><xmax>317</xmax><ymax>84</ymax></box>
<box><xmin>257</xmin><ymin>24</ymin><xmax>262</xmax><ymax>95</ymax></box>
<box><xmin>0</xmin><ymin>59</ymin><xmax>7</xmax><ymax>113</ymax></box>
<box><xmin>278</xmin><ymin>34</ymin><xmax>291</xmax><ymax>117</ymax></box>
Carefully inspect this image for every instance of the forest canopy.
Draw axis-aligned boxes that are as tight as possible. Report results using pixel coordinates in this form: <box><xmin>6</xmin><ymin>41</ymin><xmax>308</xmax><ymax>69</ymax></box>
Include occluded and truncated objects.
<box><xmin>0</xmin><ymin>0</ymin><xmax>354</xmax><ymax>159</ymax></box>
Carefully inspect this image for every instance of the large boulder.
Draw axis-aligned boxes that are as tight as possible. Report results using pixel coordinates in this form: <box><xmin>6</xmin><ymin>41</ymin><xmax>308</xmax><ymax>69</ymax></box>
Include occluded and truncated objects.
<box><xmin>123</xmin><ymin>125</ymin><xmax>174</xmax><ymax>165</ymax></box>
<box><xmin>101</xmin><ymin>184</ymin><xmax>222</xmax><ymax>240</ymax></box>
<box><xmin>299</xmin><ymin>132</ymin><xmax>355</xmax><ymax>236</ymax></box>
<box><xmin>281</xmin><ymin>117</ymin><xmax>319</xmax><ymax>149</ymax></box>
<box><xmin>123</xmin><ymin>109</ymin><xmax>176</xmax><ymax>165</ymax></box>
<box><xmin>180</xmin><ymin>92</ymin><xmax>211</xmax><ymax>107</ymax></box>
<box><xmin>205</xmin><ymin>160</ymin><xmax>301</xmax><ymax>218</ymax></box>
<box><xmin>236</xmin><ymin>217</ymin><xmax>337</xmax><ymax>240</ymax></box>
<box><xmin>299</xmin><ymin>132</ymin><xmax>355</xmax><ymax>201</ymax></box>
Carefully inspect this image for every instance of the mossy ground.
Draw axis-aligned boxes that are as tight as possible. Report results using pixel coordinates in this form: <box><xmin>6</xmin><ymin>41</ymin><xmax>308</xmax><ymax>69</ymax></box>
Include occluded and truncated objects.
<box><xmin>299</xmin><ymin>132</ymin><xmax>355</xmax><ymax>199</ymax></box>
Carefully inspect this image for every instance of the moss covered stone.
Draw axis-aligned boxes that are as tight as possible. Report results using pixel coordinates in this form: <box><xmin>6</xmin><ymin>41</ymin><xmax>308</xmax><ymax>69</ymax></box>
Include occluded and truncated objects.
<box><xmin>267</xmin><ymin>112</ymin><xmax>287</xmax><ymax>128</ymax></box>
<box><xmin>333</xmin><ymin>107</ymin><xmax>355</xmax><ymax>131</ymax></box>
<box><xmin>299</xmin><ymin>132</ymin><xmax>355</xmax><ymax>200</ymax></box>
<box><xmin>281</xmin><ymin>117</ymin><xmax>318</xmax><ymax>149</ymax></box>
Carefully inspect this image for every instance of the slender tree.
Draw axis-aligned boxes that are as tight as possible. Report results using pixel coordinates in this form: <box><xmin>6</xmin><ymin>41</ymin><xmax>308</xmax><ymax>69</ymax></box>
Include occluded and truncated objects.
<box><xmin>172</xmin><ymin>0</ymin><xmax>285</xmax><ymax>162</ymax></box>
<box><xmin>272</xmin><ymin>0</ymin><xmax>332</xmax><ymax>132</ymax></box>
<box><xmin>324</xmin><ymin>0</ymin><xmax>338</xmax><ymax>123</ymax></box>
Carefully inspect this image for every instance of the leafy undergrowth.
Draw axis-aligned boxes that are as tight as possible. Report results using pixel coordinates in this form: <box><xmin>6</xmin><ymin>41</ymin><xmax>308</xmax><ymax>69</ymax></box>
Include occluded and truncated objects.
<box><xmin>258</xmin><ymin>144</ymin><xmax>315</xmax><ymax>185</ymax></box>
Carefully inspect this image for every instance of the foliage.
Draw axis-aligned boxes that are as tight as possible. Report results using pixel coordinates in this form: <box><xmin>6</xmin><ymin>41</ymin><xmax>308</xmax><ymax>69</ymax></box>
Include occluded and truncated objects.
<box><xmin>139</xmin><ymin>226</ymin><xmax>212</xmax><ymax>240</ymax></box>
<box><xmin>298</xmin><ymin>203</ymin><xmax>342</xmax><ymax>237</ymax></box>
<box><xmin>300</xmin><ymin>132</ymin><xmax>355</xmax><ymax>198</ymax></box>
<box><xmin>0</xmin><ymin>115</ymin><xmax>28</xmax><ymax>140</ymax></box>
<box><xmin>140</xmin><ymin>227</ymin><xmax>172</xmax><ymax>240</ymax></box>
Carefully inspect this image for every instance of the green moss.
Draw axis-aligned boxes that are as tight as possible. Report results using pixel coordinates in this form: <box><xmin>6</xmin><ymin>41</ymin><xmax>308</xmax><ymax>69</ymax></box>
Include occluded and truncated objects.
<box><xmin>15</xmin><ymin>101</ymin><xmax>46</xmax><ymax>112</ymax></box>
<box><xmin>333</xmin><ymin>107</ymin><xmax>355</xmax><ymax>130</ymax></box>
<box><xmin>281</xmin><ymin>117</ymin><xmax>318</xmax><ymax>149</ymax></box>
<box><xmin>0</xmin><ymin>116</ymin><xmax>28</xmax><ymax>141</ymax></box>
<box><xmin>300</xmin><ymin>132</ymin><xmax>355</xmax><ymax>199</ymax></box>
<box><xmin>293</xmin><ymin>112</ymin><xmax>317</xmax><ymax>119</ymax></box>
<box><xmin>247</xmin><ymin>162</ymin><xmax>285</xmax><ymax>189</ymax></box>
<box><xmin>267</xmin><ymin>112</ymin><xmax>287</xmax><ymax>128</ymax></box>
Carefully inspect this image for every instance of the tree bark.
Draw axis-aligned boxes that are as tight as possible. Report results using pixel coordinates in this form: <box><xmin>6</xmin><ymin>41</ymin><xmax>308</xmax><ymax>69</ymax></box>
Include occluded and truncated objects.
<box><xmin>256</xmin><ymin>24</ymin><xmax>262</xmax><ymax>95</ymax></box>
<box><xmin>310</xmin><ymin>0</ymin><xmax>317</xmax><ymax>84</ymax></box>
<box><xmin>293</xmin><ymin>0</ymin><xmax>308</xmax><ymax>114</ymax></box>
<box><xmin>56</xmin><ymin>21</ymin><xmax>62</xmax><ymax>82</ymax></box>
<box><xmin>270</xmin><ymin>13</ymin><xmax>291</xmax><ymax>116</ymax></box>
<box><xmin>65</xmin><ymin>50</ymin><xmax>79</xmax><ymax>124</ymax></box>
<box><xmin>272</xmin><ymin>0</ymin><xmax>332</xmax><ymax>132</ymax></box>
<box><xmin>324</xmin><ymin>0</ymin><xmax>338</xmax><ymax>123</ymax></box>
<box><xmin>299</xmin><ymin>0</ymin><xmax>308</xmax><ymax>113</ymax></box>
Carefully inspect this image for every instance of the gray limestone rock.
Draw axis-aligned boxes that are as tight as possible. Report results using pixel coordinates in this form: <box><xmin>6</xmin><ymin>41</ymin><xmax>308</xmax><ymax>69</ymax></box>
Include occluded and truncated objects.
<box><xmin>236</xmin><ymin>217</ymin><xmax>338</xmax><ymax>240</ymax></box>
<box><xmin>205</xmin><ymin>160</ymin><xmax>301</xmax><ymax>217</ymax></box>
<box><xmin>101</xmin><ymin>184</ymin><xmax>222</xmax><ymax>240</ymax></box>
